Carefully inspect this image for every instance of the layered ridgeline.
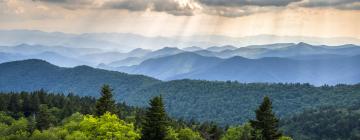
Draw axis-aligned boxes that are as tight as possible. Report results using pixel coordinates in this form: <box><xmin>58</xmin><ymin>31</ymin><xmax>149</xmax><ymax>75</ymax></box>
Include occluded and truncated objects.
<box><xmin>1</xmin><ymin>59</ymin><xmax>360</xmax><ymax>126</ymax></box>
<box><xmin>117</xmin><ymin>52</ymin><xmax>360</xmax><ymax>85</ymax></box>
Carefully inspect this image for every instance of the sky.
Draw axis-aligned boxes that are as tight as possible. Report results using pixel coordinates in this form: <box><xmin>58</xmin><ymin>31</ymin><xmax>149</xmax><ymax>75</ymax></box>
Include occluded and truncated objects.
<box><xmin>0</xmin><ymin>0</ymin><xmax>359</xmax><ymax>39</ymax></box>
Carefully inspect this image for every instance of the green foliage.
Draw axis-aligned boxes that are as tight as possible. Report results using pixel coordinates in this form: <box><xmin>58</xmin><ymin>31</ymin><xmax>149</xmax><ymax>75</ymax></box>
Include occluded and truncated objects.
<box><xmin>142</xmin><ymin>96</ymin><xmax>169</xmax><ymax>140</ymax></box>
<box><xmin>0</xmin><ymin>116</ymin><xmax>31</xmax><ymax>140</ymax></box>
<box><xmin>125</xmin><ymin>80</ymin><xmax>360</xmax><ymax>125</ymax></box>
<box><xmin>250</xmin><ymin>96</ymin><xmax>282</xmax><ymax>140</ymax></box>
<box><xmin>221</xmin><ymin>123</ymin><xmax>253</xmax><ymax>140</ymax></box>
<box><xmin>95</xmin><ymin>85</ymin><xmax>116</xmax><ymax>116</ymax></box>
<box><xmin>279</xmin><ymin>136</ymin><xmax>293</xmax><ymax>140</ymax></box>
<box><xmin>64</xmin><ymin>131</ymin><xmax>89</xmax><ymax>140</ymax></box>
<box><xmin>281</xmin><ymin>103</ymin><xmax>360</xmax><ymax>140</ymax></box>
<box><xmin>178</xmin><ymin>128</ymin><xmax>204</xmax><ymax>140</ymax></box>
<box><xmin>165</xmin><ymin>127</ymin><xmax>179</xmax><ymax>140</ymax></box>
<box><xmin>80</xmin><ymin>112</ymin><xmax>140</xmax><ymax>140</ymax></box>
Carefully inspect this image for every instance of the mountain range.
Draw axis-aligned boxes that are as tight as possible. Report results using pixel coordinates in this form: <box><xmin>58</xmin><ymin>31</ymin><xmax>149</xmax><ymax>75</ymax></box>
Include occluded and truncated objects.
<box><xmin>2</xmin><ymin>29</ymin><xmax>360</xmax><ymax>51</ymax></box>
<box><xmin>1</xmin><ymin>59</ymin><xmax>360</xmax><ymax>125</ymax></box>
<box><xmin>1</xmin><ymin>42</ymin><xmax>360</xmax><ymax>84</ymax></box>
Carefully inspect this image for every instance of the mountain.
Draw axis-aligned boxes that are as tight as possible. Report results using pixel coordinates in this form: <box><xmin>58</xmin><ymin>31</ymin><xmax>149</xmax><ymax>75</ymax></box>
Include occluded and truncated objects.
<box><xmin>0</xmin><ymin>59</ymin><xmax>161</xmax><ymax>98</ymax></box>
<box><xmin>2</xmin><ymin>30</ymin><xmax>360</xmax><ymax>52</ymax></box>
<box><xmin>106</xmin><ymin>57</ymin><xmax>145</xmax><ymax>67</ymax></box>
<box><xmin>29</xmin><ymin>51</ymin><xmax>90</xmax><ymax>67</ymax></box>
<box><xmin>0</xmin><ymin>51</ymin><xmax>88</xmax><ymax>67</ymax></box>
<box><xmin>260</xmin><ymin>42</ymin><xmax>360</xmax><ymax>57</ymax></box>
<box><xmin>0</xmin><ymin>44</ymin><xmax>100</xmax><ymax>56</ymax></box>
<box><xmin>182</xmin><ymin>46</ymin><xmax>203</xmax><ymax>51</ymax></box>
<box><xmin>117</xmin><ymin>52</ymin><xmax>223</xmax><ymax>80</ymax></box>
<box><xmin>126</xmin><ymin>80</ymin><xmax>360</xmax><ymax>125</ymax></box>
<box><xmin>206</xmin><ymin>45</ymin><xmax>237</xmax><ymax>52</ymax></box>
<box><xmin>79</xmin><ymin>51</ymin><xmax>128</xmax><ymax>64</ymax></box>
<box><xmin>215</xmin><ymin>47</ymin><xmax>269</xmax><ymax>58</ymax></box>
<box><xmin>245</xmin><ymin>43</ymin><xmax>295</xmax><ymax>49</ymax></box>
<box><xmin>182</xmin><ymin>55</ymin><xmax>360</xmax><ymax>85</ymax></box>
<box><xmin>144</xmin><ymin>47</ymin><xmax>184</xmax><ymax>58</ymax></box>
<box><xmin>2</xmin><ymin>59</ymin><xmax>360</xmax><ymax>126</ymax></box>
<box><xmin>117</xmin><ymin>52</ymin><xmax>360</xmax><ymax>85</ymax></box>
<box><xmin>127</xmin><ymin>48</ymin><xmax>152</xmax><ymax>57</ymax></box>
<box><xmin>0</xmin><ymin>52</ymin><xmax>25</xmax><ymax>63</ymax></box>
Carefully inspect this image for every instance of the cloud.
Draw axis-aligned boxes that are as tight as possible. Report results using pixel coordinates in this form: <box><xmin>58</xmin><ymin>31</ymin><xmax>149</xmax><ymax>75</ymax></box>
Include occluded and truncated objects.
<box><xmin>103</xmin><ymin>0</ymin><xmax>199</xmax><ymax>16</ymax></box>
<box><xmin>198</xmin><ymin>0</ymin><xmax>301</xmax><ymax>7</ymax></box>
<box><xmin>299</xmin><ymin>0</ymin><xmax>360</xmax><ymax>10</ymax></box>
<box><xmin>32</xmin><ymin>0</ymin><xmax>97</xmax><ymax>10</ymax></box>
<box><xmin>30</xmin><ymin>0</ymin><xmax>360</xmax><ymax>18</ymax></box>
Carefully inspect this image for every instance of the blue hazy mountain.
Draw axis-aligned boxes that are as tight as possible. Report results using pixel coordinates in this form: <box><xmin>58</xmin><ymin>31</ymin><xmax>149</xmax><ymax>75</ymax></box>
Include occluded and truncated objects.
<box><xmin>0</xmin><ymin>51</ymin><xmax>89</xmax><ymax>67</ymax></box>
<box><xmin>0</xmin><ymin>44</ymin><xmax>100</xmax><ymax>56</ymax></box>
<box><xmin>206</xmin><ymin>45</ymin><xmax>237</xmax><ymax>52</ymax></box>
<box><xmin>117</xmin><ymin>51</ymin><xmax>360</xmax><ymax>85</ymax></box>
<box><xmin>182</xmin><ymin>46</ymin><xmax>203</xmax><ymax>51</ymax></box>
<box><xmin>180</xmin><ymin>55</ymin><xmax>360</xmax><ymax>85</ymax></box>
<box><xmin>260</xmin><ymin>42</ymin><xmax>360</xmax><ymax>57</ymax></box>
<box><xmin>117</xmin><ymin>52</ymin><xmax>223</xmax><ymax>79</ymax></box>
<box><xmin>144</xmin><ymin>47</ymin><xmax>184</xmax><ymax>58</ymax></box>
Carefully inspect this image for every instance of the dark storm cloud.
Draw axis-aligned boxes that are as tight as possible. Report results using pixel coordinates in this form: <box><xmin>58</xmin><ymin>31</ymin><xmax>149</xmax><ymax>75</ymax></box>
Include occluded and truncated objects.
<box><xmin>103</xmin><ymin>0</ymin><xmax>194</xmax><ymax>15</ymax></box>
<box><xmin>31</xmin><ymin>0</ymin><xmax>360</xmax><ymax>18</ymax></box>
<box><xmin>104</xmin><ymin>0</ymin><xmax>150</xmax><ymax>11</ymax></box>
<box><xmin>198</xmin><ymin>0</ymin><xmax>301</xmax><ymax>7</ymax></box>
<box><xmin>301</xmin><ymin>0</ymin><xmax>360</xmax><ymax>10</ymax></box>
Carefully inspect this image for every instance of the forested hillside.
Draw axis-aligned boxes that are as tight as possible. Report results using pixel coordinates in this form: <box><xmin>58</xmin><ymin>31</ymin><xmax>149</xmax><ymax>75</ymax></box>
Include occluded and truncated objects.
<box><xmin>0</xmin><ymin>59</ymin><xmax>160</xmax><ymax>97</ymax></box>
<box><xmin>1</xmin><ymin>59</ymin><xmax>360</xmax><ymax>126</ymax></box>
<box><xmin>281</xmin><ymin>102</ymin><xmax>360</xmax><ymax>140</ymax></box>
<box><xmin>127</xmin><ymin>80</ymin><xmax>360</xmax><ymax>125</ymax></box>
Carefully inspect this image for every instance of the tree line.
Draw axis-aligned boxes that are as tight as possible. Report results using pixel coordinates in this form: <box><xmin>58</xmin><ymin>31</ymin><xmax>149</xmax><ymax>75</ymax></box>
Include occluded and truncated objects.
<box><xmin>0</xmin><ymin>85</ymin><xmax>292</xmax><ymax>140</ymax></box>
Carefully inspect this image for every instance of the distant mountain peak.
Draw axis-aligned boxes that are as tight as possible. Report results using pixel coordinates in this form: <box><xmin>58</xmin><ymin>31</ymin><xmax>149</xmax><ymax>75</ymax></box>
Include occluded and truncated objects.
<box><xmin>182</xmin><ymin>46</ymin><xmax>203</xmax><ymax>51</ymax></box>
<box><xmin>128</xmin><ymin>48</ymin><xmax>150</xmax><ymax>53</ymax></box>
<box><xmin>296</xmin><ymin>42</ymin><xmax>311</xmax><ymax>46</ymax></box>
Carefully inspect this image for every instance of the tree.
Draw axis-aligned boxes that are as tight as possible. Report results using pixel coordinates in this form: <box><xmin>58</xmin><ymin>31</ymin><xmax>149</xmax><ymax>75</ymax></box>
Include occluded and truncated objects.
<box><xmin>7</xmin><ymin>94</ymin><xmax>21</xmax><ymax>117</ymax></box>
<box><xmin>178</xmin><ymin>128</ymin><xmax>204</xmax><ymax>140</ymax></box>
<box><xmin>80</xmin><ymin>112</ymin><xmax>140</xmax><ymax>140</ymax></box>
<box><xmin>95</xmin><ymin>84</ymin><xmax>116</xmax><ymax>116</ymax></box>
<box><xmin>221</xmin><ymin>123</ymin><xmax>253</xmax><ymax>140</ymax></box>
<box><xmin>250</xmin><ymin>96</ymin><xmax>282</xmax><ymax>140</ymax></box>
<box><xmin>141</xmin><ymin>96</ymin><xmax>169</xmax><ymax>140</ymax></box>
<box><xmin>36</xmin><ymin>104</ymin><xmax>52</xmax><ymax>130</ymax></box>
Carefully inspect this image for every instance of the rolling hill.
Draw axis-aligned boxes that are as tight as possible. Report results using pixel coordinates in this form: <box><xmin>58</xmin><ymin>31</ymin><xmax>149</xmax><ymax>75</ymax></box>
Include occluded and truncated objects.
<box><xmin>0</xmin><ymin>59</ymin><xmax>161</xmax><ymax>98</ymax></box>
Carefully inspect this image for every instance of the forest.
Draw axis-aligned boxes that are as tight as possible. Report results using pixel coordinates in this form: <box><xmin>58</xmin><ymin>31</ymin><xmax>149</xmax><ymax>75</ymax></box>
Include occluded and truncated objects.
<box><xmin>3</xmin><ymin>59</ymin><xmax>360</xmax><ymax>127</ymax></box>
<box><xmin>0</xmin><ymin>85</ymin><xmax>296</xmax><ymax>140</ymax></box>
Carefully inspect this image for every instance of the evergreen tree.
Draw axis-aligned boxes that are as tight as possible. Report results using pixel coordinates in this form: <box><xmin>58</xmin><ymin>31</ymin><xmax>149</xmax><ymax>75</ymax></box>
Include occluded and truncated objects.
<box><xmin>250</xmin><ymin>96</ymin><xmax>282</xmax><ymax>140</ymax></box>
<box><xmin>8</xmin><ymin>94</ymin><xmax>21</xmax><ymax>113</ymax></box>
<box><xmin>95</xmin><ymin>84</ymin><xmax>116</xmax><ymax>116</ymax></box>
<box><xmin>141</xmin><ymin>96</ymin><xmax>169</xmax><ymax>140</ymax></box>
<box><xmin>36</xmin><ymin>104</ymin><xmax>52</xmax><ymax>130</ymax></box>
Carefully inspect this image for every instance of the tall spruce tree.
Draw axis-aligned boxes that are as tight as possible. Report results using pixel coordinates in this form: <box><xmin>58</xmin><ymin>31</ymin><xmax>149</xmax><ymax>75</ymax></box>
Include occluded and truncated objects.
<box><xmin>141</xmin><ymin>96</ymin><xmax>169</xmax><ymax>140</ymax></box>
<box><xmin>95</xmin><ymin>84</ymin><xmax>116</xmax><ymax>116</ymax></box>
<box><xmin>250</xmin><ymin>96</ymin><xmax>282</xmax><ymax>140</ymax></box>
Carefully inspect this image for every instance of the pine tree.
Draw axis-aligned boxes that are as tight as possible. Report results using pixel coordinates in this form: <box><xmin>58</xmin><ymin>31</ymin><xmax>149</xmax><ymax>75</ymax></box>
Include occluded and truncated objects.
<box><xmin>8</xmin><ymin>94</ymin><xmax>21</xmax><ymax>113</ymax></box>
<box><xmin>141</xmin><ymin>96</ymin><xmax>169</xmax><ymax>140</ymax></box>
<box><xmin>95</xmin><ymin>84</ymin><xmax>116</xmax><ymax>116</ymax></box>
<box><xmin>250</xmin><ymin>96</ymin><xmax>282</xmax><ymax>140</ymax></box>
<box><xmin>36</xmin><ymin>104</ymin><xmax>52</xmax><ymax>130</ymax></box>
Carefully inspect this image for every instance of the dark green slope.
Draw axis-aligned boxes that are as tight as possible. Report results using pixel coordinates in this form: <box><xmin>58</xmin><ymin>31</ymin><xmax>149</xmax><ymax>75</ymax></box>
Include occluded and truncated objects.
<box><xmin>0</xmin><ymin>59</ymin><xmax>161</xmax><ymax>98</ymax></box>
<box><xmin>281</xmin><ymin>102</ymin><xmax>360</xmax><ymax>140</ymax></box>
<box><xmin>125</xmin><ymin>80</ymin><xmax>360</xmax><ymax>125</ymax></box>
